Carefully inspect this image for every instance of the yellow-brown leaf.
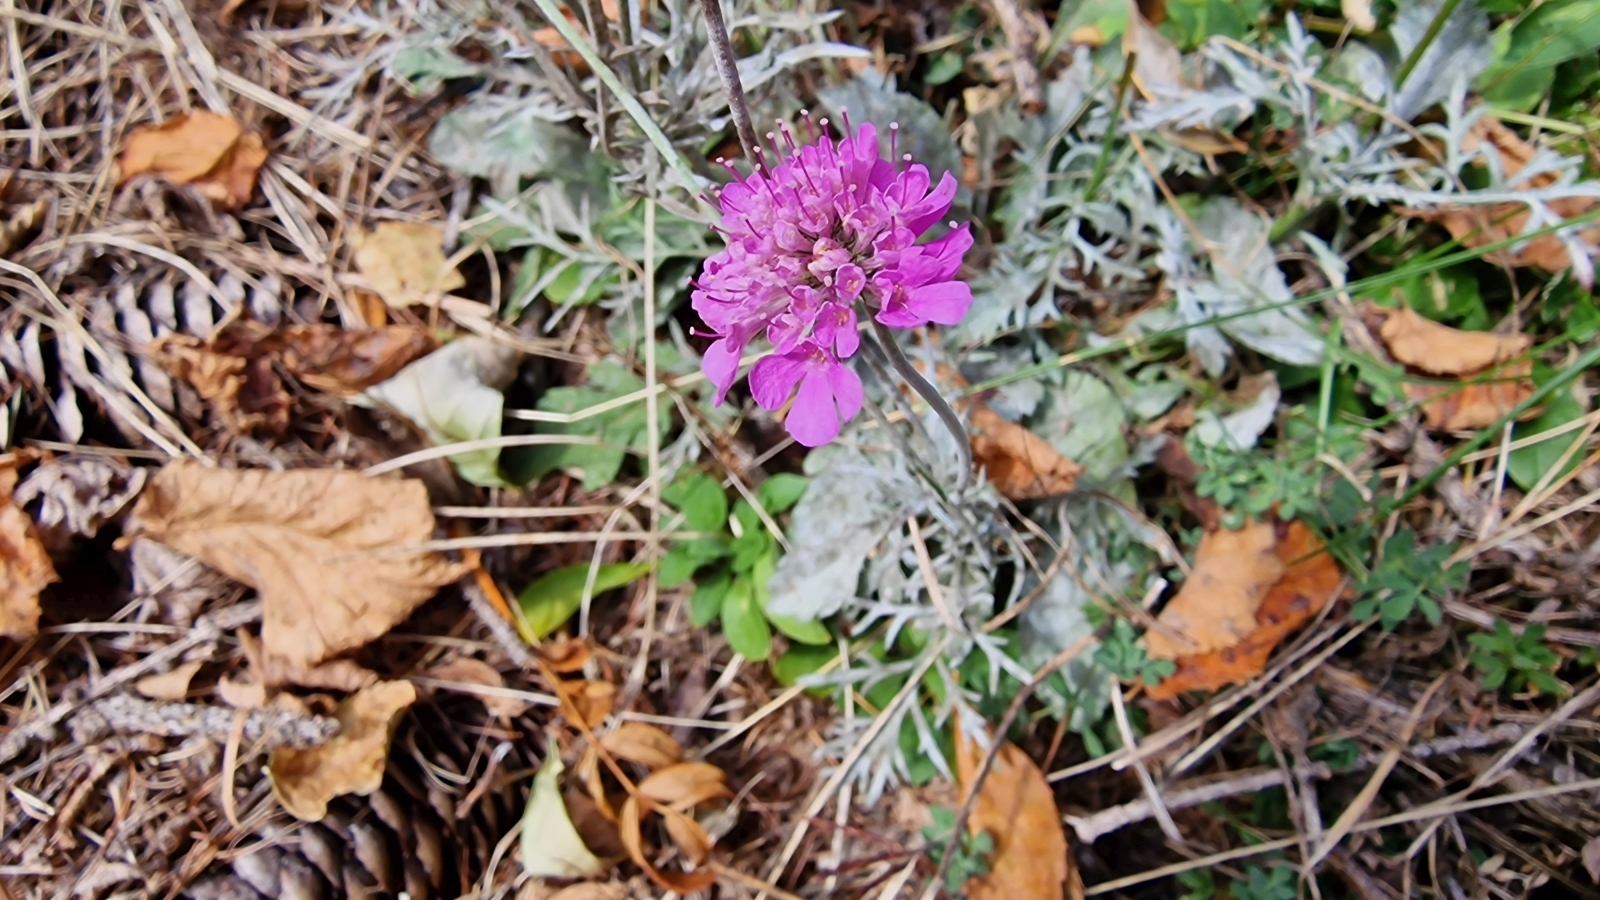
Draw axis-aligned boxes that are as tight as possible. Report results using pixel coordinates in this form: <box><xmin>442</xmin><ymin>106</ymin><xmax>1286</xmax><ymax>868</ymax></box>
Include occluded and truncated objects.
<box><xmin>354</xmin><ymin>221</ymin><xmax>466</xmax><ymax>308</ymax></box>
<box><xmin>268</xmin><ymin>680</ymin><xmax>416</xmax><ymax>821</ymax></box>
<box><xmin>117</xmin><ymin>111</ymin><xmax>265</xmax><ymax>209</ymax></box>
<box><xmin>600</xmin><ymin>722</ymin><xmax>682</xmax><ymax>771</ymax></box>
<box><xmin>1145</xmin><ymin>518</ymin><xmax>1284</xmax><ymax>660</ymax></box>
<box><xmin>0</xmin><ymin>467</ymin><xmax>57</xmax><ymax>640</ymax></box>
<box><xmin>955</xmin><ymin>715</ymin><xmax>1078</xmax><ymax>900</ymax></box>
<box><xmin>131</xmin><ymin>462</ymin><xmax>466</xmax><ymax>669</ymax></box>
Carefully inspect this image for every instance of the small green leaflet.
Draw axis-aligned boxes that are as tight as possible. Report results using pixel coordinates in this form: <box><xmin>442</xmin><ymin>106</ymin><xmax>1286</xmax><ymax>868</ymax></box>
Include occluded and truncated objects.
<box><xmin>755</xmin><ymin>473</ymin><xmax>809</xmax><ymax>514</ymax></box>
<box><xmin>772</xmin><ymin>643</ymin><xmax>839</xmax><ymax>693</ymax></box>
<box><xmin>690</xmin><ymin>571</ymin><xmax>732</xmax><ymax>628</ymax></box>
<box><xmin>517</xmin><ymin>561</ymin><xmax>652</xmax><ymax>640</ymax></box>
<box><xmin>753</xmin><ymin>550</ymin><xmax>830</xmax><ymax>645</ymax></box>
<box><xmin>720</xmin><ymin>578</ymin><xmax>772</xmax><ymax>661</ymax></box>
<box><xmin>1508</xmin><ymin>381</ymin><xmax>1588</xmax><ymax>492</ymax></box>
<box><xmin>504</xmin><ymin>361</ymin><xmax>668</xmax><ymax>490</ymax></box>
<box><xmin>663</xmin><ymin>472</ymin><xmax>730</xmax><ymax>533</ymax></box>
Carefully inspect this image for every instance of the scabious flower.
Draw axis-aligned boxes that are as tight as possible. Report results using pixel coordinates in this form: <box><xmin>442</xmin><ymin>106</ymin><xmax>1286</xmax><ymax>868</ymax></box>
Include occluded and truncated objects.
<box><xmin>691</xmin><ymin>112</ymin><xmax>973</xmax><ymax>447</ymax></box>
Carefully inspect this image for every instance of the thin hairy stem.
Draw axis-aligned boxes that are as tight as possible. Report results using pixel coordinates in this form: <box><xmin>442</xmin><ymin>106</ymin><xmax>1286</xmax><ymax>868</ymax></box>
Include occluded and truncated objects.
<box><xmin>698</xmin><ymin>0</ymin><xmax>761</xmax><ymax>167</ymax></box>
<box><xmin>869</xmin><ymin>319</ymin><xmax>972</xmax><ymax>493</ymax></box>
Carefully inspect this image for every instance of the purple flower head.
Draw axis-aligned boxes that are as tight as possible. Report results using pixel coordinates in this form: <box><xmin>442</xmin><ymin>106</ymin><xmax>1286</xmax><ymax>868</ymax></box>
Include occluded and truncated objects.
<box><xmin>691</xmin><ymin>111</ymin><xmax>972</xmax><ymax>448</ymax></box>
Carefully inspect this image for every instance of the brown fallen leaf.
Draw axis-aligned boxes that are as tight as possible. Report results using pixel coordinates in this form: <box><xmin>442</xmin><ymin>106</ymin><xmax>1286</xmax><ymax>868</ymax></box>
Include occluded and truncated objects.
<box><xmin>1</xmin><ymin>467</ymin><xmax>58</xmax><ymax>640</ymax></box>
<box><xmin>1365</xmin><ymin>305</ymin><xmax>1539</xmax><ymax>432</ymax></box>
<box><xmin>1145</xmin><ymin>518</ymin><xmax>1284</xmax><ymax>660</ymax></box>
<box><xmin>617</xmin><ymin>796</ymin><xmax>717</xmax><ymax>894</ymax></box>
<box><xmin>637</xmin><ymin>762</ymin><xmax>732</xmax><ymax>811</ymax></box>
<box><xmin>559</xmin><ymin>679</ymin><xmax>616</xmax><ymax>728</ymax></box>
<box><xmin>148</xmin><ymin>334</ymin><xmax>290</xmax><ymax>435</ymax></box>
<box><xmin>146</xmin><ymin>323</ymin><xmax>436</xmax><ymax>434</ymax></box>
<box><xmin>1371</xmin><ymin>305</ymin><xmax>1530</xmax><ymax>376</ymax></box>
<box><xmin>425</xmin><ymin>657</ymin><xmax>529</xmax><ymax>719</ymax></box>
<box><xmin>117</xmin><ymin>111</ymin><xmax>267</xmax><ymax>209</ymax></box>
<box><xmin>969</xmin><ymin>402</ymin><xmax>1085</xmax><ymax>500</ymax></box>
<box><xmin>135</xmin><ymin>660</ymin><xmax>204</xmax><ymax>701</ymax></box>
<box><xmin>530</xmin><ymin>0</ymin><xmax>619</xmax><ymax>71</ymax></box>
<box><xmin>131</xmin><ymin>462</ymin><xmax>466</xmax><ymax>669</ymax></box>
<box><xmin>1402</xmin><ymin>116</ymin><xmax>1600</xmax><ymax>276</ymax></box>
<box><xmin>600</xmin><ymin>722</ymin><xmax>683</xmax><ymax>771</ymax></box>
<box><xmin>1148</xmin><ymin>521</ymin><xmax>1344</xmax><ymax>700</ymax></box>
<box><xmin>268</xmin><ymin>679</ymin><xmax>416</xmax><ymax>821</ymax></box>
<box><xmin>354</xmin><ymin>221</ymin><xmax>466</xmax><ymax>308</ymax></box>
<box><xmin>955</xmin><ymin>711</ymin><xmax>1080</xmax><ymax>900</ymax></box>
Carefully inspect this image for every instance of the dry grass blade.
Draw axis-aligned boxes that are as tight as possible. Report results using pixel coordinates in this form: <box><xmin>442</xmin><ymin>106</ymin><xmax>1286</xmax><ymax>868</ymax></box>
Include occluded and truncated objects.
<box><xmin>1303</xmin><ymin>675</ymin><xmax>1446</xmax><ymax>871</ymax></box>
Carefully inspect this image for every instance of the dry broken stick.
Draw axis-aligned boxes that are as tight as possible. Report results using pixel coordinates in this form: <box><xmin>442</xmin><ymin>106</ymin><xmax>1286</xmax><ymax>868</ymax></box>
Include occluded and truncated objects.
<box><xmin>1066</xmin><ymin>723</ymin><xmax>1528</xmax><ymax>843</ymax></box>
<box><xmin>0</xmin><ymin>600</ymin><xmax>263</xmax><ymax>765</ymax></box>
<box><xmin>68</xmin><ymin>693</ymin><xmax>338</xmax><ymax>751</ymax></box>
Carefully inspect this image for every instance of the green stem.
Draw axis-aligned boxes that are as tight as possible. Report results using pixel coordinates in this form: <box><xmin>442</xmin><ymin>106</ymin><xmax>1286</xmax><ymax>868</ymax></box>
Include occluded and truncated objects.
<box><xmin>870</xmin><ymin>319</ymin><xmax>972</xmax><ymax>493</ymax></box>
<box><xmin>1085</xmin><ymin>50</ymin><xmax>1137</xmax><ymax>202</ymax></box>
<box><xmin>1394</xmin><ymin>0</ymin><xmax>1466</xmax><ymax>91</ymax></box>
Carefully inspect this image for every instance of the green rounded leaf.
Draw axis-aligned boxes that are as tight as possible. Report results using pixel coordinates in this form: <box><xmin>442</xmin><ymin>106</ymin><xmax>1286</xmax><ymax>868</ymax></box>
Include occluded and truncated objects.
<box><xmin>720</xmin><ymin>579</ymin><xmax>771</xmax><ymax>661</ymax></box>
<box><xmin>689</xmin><ymin>570</ymin><xmax>732</xmax><ymax>628</ymax></box>
<box><xmin>663</xmin><ymin>472</ymin><xmax>729</xmax><ymax>533</ymax></box>
<box><xmin>755</xmin><ymin>473</ymin><xmax>810</xmax><ymax>514</ymax></box>
<box><xmin>518</xmin><ymin>562</ymin><xmax>652</xmax><ymax>640</ymax></box>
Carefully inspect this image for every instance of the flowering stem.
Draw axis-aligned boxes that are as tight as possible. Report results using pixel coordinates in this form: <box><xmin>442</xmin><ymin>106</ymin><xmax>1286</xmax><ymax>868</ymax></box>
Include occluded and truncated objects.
<box><xmin>870</xmin><ymin>319</ymin><xmax>972</xmax><ymax>492</ymax></box>
<box><xmin>698</xmin><ymin>0</ymin><xmax>762</xmax><ymax>167</ymax></box>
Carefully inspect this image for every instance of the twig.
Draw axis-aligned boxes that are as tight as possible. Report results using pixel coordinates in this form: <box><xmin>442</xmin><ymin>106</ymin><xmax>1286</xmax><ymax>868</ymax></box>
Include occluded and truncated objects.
<box><xmin>1402</xmin><ymin>678</ymin><xmax>1600</xmax><ymax>859</ymax></box>
<box><xmin>65</xmin><ymin>693</ymin><xmax>336</xmax><ymax>751</ymax></box>
<box><xmin>870</xmin><ymin>319</ymin><xmax>972</xmax><ymax>493</ymax></box>
<box><xmin>1110</xmin><ymin>675</ymin><xmax>1182</xmax><ymax>844</ymax></box>
<box><xmin>461</xmin><ymin>577</ymin><xmax>537</xmax><ymax>670</ymax></box>
<box><xmin>1066</xmin><ymin>723</ymin><xmax>1527</xmax><ymax>843</ymax></box>
<box><xmin>1305</xmin><ymin>674</ymin><xmax>1446</xmax><ymax>871</ymax></box>
<box><xmin>697</xmin><ymin>0</ymin><xmax>761</xmax><ymax>166</ymax></box>
<box><xmin>985</xmin><ymin>0</ymin><xmax>1042</xmax><ymax>115</ymax></box>
<box><xmin>0</xmin><ymin>602</ymin><xmax>261</xmax><ymax>766</ymax></box>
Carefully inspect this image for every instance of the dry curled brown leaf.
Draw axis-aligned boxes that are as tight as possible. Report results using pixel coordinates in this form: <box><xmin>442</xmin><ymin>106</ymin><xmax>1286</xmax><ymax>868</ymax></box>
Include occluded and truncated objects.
<box><xmin>116</xmin><ymin>111</ymin><xmax>267</xmax><ymax>209</ymax></box>
<box><xmin>267</xmin><ymin>679</ymin><xmax>416</xmax><ymax>821</ymax></box>
<box><xmin>617</xmin><ymin>796</ymin><xmax>717</xmax><ymax>894</ymax></box>
<box><xmin>1402</xmin><ymin>117</ymin><xmax>1600</xmax><ymax>275</ymax></box>
<box><xmin>0</xmin><ymin>467</ymin><xmax>58</xmax><ymax>640</ymax></box>
<box><xmin>599</xmin><ymin>722</ymin><xmax>683</xmax><ymax>771</ymax></box>
<box><xmin>1145</xmin><ymin>518</ymin><xmax>1284</xmax><ymax>660</ymax></box>
<box><xmin>354</xmin><ymin>221</ymin><xmax>466</xmax><ymax>308</ymax></box>
<box><xmin>134</xmin><ymin>661</ymin><xmax>204</xmax><ymax>701</ymax></box>
<box><xmin>131</xmin><ymin>462</ymin><xmax>466</xmax><ymax>668</ymax></box>
<box><xmin>955</xmin><ymin>713</ymin><xmax>1079</xmax><ymax>900</ymax></box>
<box><xmin>1366</xmin><ymin>305</ymin><xmax>1539</xmax><ymax>432</ymax></box>
<box><xmin>1149</xmin><ymin>521</ymin><xmax>1344</xmax><ymax>700</ymax></box>
<box><xmin>969</xmin><ymin>402</ymin><xmax>1085</xmax><ymax>500</ymax></box>
<box><xmin>148</xmin><ymin>334</ymin><xmax>290</xmax><ymax>435</ymax></box>
<box><xmin>637</xmin><ymin>762</ymin><xmax>732</xmax><ymax>812</ymax></box>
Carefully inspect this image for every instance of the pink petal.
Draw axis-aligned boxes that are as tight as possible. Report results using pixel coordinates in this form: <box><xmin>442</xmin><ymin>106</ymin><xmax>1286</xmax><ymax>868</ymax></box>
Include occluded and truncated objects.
<box><xmin>703</xmin><ymin>338</ymin><xmax>743</xmax><ymax>406</ymax></box>
<box><xmin>892</xmin><ymin>165</ymin><xmax>930</xmax><ymax>207</ymax></box>
<box><xmin>905</xmin><ymin>281</ymin><xmax>973</xmax><ymax>325</ymax></box>
<box><xmin>787</xmin><ymin>368</ymin><xmax>840</xmax><ymax>447</ymax></box>
<box><xmin>901</xmin><ymin>171</ymin><xmax>959</xmax><ymax>235</ymax></box>
<box><xmin>828</xmin><ymin>362</ymin><xmax>863</xmax><ymax>423</ymax></box>
<box><xmin>749</xmin><ymin>353</ymin><xmax>806</xmax><ymax>411</ymax></box>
